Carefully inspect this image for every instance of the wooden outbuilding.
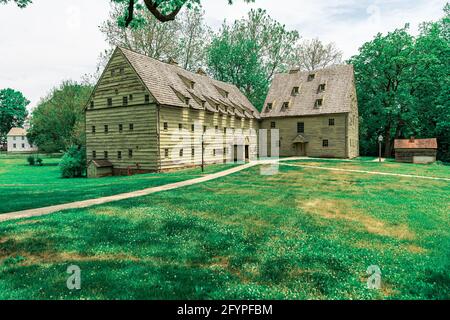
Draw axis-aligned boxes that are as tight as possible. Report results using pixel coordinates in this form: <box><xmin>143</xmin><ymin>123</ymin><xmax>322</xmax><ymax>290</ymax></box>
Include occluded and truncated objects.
<box><xmin>394</xmin><ymin>137</ymin><xmax>438</xmax><ymax>164</ymax></box>
<box><xmin>87</xmin><ymin>159</ymin><xmax>113</xmax><ymax>178</ymax></box>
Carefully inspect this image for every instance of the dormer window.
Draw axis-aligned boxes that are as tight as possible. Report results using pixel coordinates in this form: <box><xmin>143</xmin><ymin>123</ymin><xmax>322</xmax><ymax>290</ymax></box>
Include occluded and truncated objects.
<box><xmin>282</xmin><ymin>102</ymin><xmax>290</xmax><ymax>110</ymax></box>
<box><xmin>291</xmin><ymin>87</ymin><xmax>299</xmax><ymax>96</ymax></box>
<box><xmin>308</xmin><ymin>74</ymin><xmax>315</xmax><ymax>81</ymax></box>
<box><xmin>318</xmin><ymin>84</ymin><xmax>326</xmax><ymax>93</ymax></box>
<box><xmin>178</xmin><ymin>74</ymin><xmax>195</xmax><ymax>90</ymax></box>
<box><xmin>185</xmin><ymin>97</ymin><xmax>190</xmax><ymax>105</ymax></box>
<box><xmin>215</xmin><ymin>85</ymin><xmax>229</xmax><ymax>99</ymax></box>
<box><xmin>315</xmin><ymin>99</ymin><xmax>323</xmax><ymax>108</ymax></box>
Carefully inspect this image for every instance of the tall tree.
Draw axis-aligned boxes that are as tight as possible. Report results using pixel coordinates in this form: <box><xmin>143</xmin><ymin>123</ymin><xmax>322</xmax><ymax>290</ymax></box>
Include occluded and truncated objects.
<box><xmin>410</xmin><ymin>4</ymin><xmax>450</xmax><ymax>161</ymax></box>
<box><xmin>207</xmin><ymin>9</ymin><xmax>299</xmax><ymax>110</ymax></box>
<box><xmin>99</xmin><ymin>4</ymin><xmax>210</xmax><ymax>72</ymax></box>
<box><xmin>0</xmin><ymin>88</ymin><xmax>29</xmax><ymax>144</ymax></box>
<box><xmin>27</xmin><ymin>81</ymin><xmax>93</xmax><ymax>153</ymax></box>
<box><xmin>349</xmin><ymin>26</ymin><xmax>415</xmax><ymax>157</ymax></box>
<box><xmin>294</xmin><ymin>38</ymin><xmax>343</xmax><ymax>71</ymax></box>
<box><xmin>208</xmin><ymin>25</ymin><xmax>268</xmax><ymax>110</ymax></box>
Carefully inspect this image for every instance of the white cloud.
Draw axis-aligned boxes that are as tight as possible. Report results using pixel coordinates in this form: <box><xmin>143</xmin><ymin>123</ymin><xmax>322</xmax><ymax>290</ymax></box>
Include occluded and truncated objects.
<box><xmin>0</xmin><ymin>0</ymin><xmax>446</xmax><ymax>109</ymax></box>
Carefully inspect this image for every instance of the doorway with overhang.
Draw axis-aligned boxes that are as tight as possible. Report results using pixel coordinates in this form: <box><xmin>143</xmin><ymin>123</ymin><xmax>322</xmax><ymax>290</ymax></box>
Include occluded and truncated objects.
<box><xmin>293</xmin><ymin>135</ymin><xmax>308</xmax><ymax>156</ymax></box>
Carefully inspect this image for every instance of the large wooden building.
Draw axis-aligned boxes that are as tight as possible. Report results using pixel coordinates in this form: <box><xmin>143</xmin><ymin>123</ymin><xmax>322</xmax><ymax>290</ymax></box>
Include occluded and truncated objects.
<box><xmin>85</xmin><ymin>47</ymin><xmax>260</xmax><ymax>177</ymax></box>
<box><xmin>86</xmin><ymin>47</ymin><xmax>360</xmax><ymax>177</ymax></box>
<box><xmin>260</xmin><ymin>65</ymin><xmax>359</xmax><ymax>158</ymax></box>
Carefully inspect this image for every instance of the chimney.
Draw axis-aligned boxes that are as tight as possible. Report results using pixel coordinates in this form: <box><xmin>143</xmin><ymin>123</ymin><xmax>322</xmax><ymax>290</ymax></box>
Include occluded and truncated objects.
<box><xmin>196</xmin><ymin>68</ymin><xmax>207</xmax><ymax>76</ymax></box>
<box><xmin>167</xmin><ymin>57</ymin><xmax>178</xmax><ymax>66</ymax></box>
<box><xmin>409</xmin><ymin>136</ymin><xmax>415</xmax><ymax>143</ymax></box>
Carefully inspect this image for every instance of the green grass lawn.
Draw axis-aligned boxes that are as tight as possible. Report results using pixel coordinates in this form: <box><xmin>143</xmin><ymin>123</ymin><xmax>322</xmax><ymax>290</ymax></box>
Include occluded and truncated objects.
<box><xmin>0</xmin><ymin>158</ymin><xmax>448</xmax><ymax>299</ymax></box>
<box><xmin>0</xmin><ymin>154</ymin><xmax>238</xmax><ymax>213</ymax></box>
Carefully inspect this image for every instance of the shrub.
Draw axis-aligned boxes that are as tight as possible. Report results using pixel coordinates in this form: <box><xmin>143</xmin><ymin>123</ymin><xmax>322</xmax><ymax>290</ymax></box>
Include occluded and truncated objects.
<box><xmin>36</xmin><ymin>157</ymin><xmax>43</xmax><ymax>166</ymax></box>
<box><xmin>27</xmin><ymin>155</ymin><xmax>35</xmax><ymax>166</ymax></box>
<box><xmin>59</xmin><ymin>145</ymin><xmax>86</xmax><ymax>178</ymax></box>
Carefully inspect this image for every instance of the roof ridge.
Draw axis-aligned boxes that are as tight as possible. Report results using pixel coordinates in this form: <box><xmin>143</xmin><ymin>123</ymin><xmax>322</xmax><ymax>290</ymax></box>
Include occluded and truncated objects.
<box><xmin>118</xmin><ymin>46</ymin><xmax>248</xmax><ymax>97</ymax></box>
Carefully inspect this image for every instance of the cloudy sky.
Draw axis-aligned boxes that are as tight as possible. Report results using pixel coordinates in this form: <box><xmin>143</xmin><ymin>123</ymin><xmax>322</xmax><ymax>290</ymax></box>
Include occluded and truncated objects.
<box><xmin>0</xmin><ymin>0</ymin><xmax>446</xmax><ymax>109</ymax></box>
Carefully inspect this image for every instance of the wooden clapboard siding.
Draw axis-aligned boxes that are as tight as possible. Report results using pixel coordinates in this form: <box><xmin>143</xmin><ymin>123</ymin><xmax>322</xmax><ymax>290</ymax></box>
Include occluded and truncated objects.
<box><xmin>85</xmin><ymin>49</ymin><xmax>158</xmax><ymax>175</ymax></box>
<box><xmin>260</xmin><ymin>114</ymin><xmax>348</xmax><ymax>158</ymax></box>
<box><xmin>346</xmin><ymin>79</ymin><xmax>360</xmax><ymax>158</ymax></box>
<box><xmin>159</xmin><ymin>105</ymin><xmax>258</xmax><ymax>170</ymax></box>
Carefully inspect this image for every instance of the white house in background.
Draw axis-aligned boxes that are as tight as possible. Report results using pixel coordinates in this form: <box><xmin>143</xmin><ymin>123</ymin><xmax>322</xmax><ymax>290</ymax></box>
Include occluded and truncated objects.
<box><xmin>7</xmin><ymin>128</ymin><xmax>37</xmax><ymax>153</ymax></box>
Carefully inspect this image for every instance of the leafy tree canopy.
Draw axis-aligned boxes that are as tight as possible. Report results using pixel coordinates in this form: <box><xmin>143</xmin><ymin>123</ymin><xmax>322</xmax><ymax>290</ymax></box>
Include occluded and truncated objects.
<box><xmin>207</xmin><ymin>9</ymin><xmax>299</xmax><ymax>110</ymax></box>
<box><xmin>112</xmin><ymin>0</ymin><xmax>254</xmax><ymax>25</ymax></box>
<box><xmin>0</xmin><ymin>0</ymin><xmax>31</xmax><ymax>8</ymax></box>
<box><xmin>0</xmin><ymin>88</ymin><xmax>29</xmax><ymax>143</ymax></box>
<box><xmin>99</xmin><ymin>4</ymin><xmax>210</xmax><ymax>72</ymax></box>
<box><xmin>27</xmin><ymin>81</ymin><xmax>93</xmax><ymax>153</ymax></box>
<box><xmin>349</xmin><ymin>4</ymin><xmax>449</xmax><ymax>160</ymax></box>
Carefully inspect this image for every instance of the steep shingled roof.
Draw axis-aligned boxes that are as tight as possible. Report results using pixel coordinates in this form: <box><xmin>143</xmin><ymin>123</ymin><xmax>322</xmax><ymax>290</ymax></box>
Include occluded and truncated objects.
<box><xmin>394</xmin><ymin>138</ymin><xmax>438</xmax><ymax>149</ymax></box>
<box><xmin>118</xmin><ymin>47</ymin><xmax>260</xmax><ymax>119</ymax></box>
<box><xmin>261</xmin><ymin>64</ymin><xmax>355</xmax><ymax>118</ymax></box>
<box><xmin>7</xmin><ymin>128</ymin><xmax>27</xmax><ymax>136</ymax></box>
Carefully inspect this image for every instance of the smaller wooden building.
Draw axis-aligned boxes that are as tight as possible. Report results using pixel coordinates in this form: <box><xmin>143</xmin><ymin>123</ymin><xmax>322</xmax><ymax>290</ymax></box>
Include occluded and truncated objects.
<box><xmin>87</xmin><ymin>160</ymin><xmax>113</xmax><ymax>178</ymax></box>
<box><xmin>394</xmin><ymin>137</ymin><xmax>437</xmax><ymax>164</ymax></box>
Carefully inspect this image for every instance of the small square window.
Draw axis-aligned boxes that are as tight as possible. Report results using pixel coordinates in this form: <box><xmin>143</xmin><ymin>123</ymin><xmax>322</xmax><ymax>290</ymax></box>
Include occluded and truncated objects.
<box><xmin>315</xmin><ymin>99</ymin><xmax>323</xmax><ymax>108</ymax></box>
<box><xmin>128</xmin><ymin>149</ymin><xmax>133</xmax><ymax>158</ymax></box>
<box><xmin>224</xmin><ymin>128</ymin><xmax>227</xmax><ymax>134</ymax></box>
<box><xmin>308</xmin><ymin>74</ymin><xmax>315</xmax><ymax>81</ymax></box>
<box><xmin>129</xmin><ymin>124</ymin><xmax>134</xmax><ymax>131</ymax></box>
<box><xmin>13</xmin><ymin>143</ymin><xmax>16</xmax><ymax>148</ymax></box>
<box><xmin>191</xmin><ymin>148</ymin><xmax>195</xmax><ymax>157</ymax></box>
<box><xmin>107</xmin><ymin>98</ymin><xmax>112</xmax><ymax>107</ymax></box>
<box><xmin>203</xmin><ymin>126</ymin><xmax>207</xmax><ymax>133</ymax></box>
<box><xmin>213</xmin><ymin>149</ymin><xmax>216</xmax><ymax>157</ymax></box>
<box><xmin>90</xmin><ymin>101</ymin><xmax>94</xmax><ymax>109</ymax></box>
<box><xmin>104</xmin><ymin>151</ymin><xmax>108</xmax><ymax>159</ymax></box>
<box><xmin>191</xmin><ymin>124</ymin><xmax>195</xmax><ymax>132</ymax></box>
<box><xmin>92</xmin><ymin>126</ymin><xmax>96</xmax><ymax>133</ymax></box>
<box><xmin>145</xmin><ymin>95</ymin><xmax>150</xmax><ymax>103</ymax></box>
<box><xmin>123</xmin><ymin>96</ymin><xmax>128</xmax><ymax>106</ymax></box>
<box><xmin>22</xmin><ymin>143</ymin><xmax>25</xmax><ymax>148</ymax></box>
<box><xmin>318</xmin><ymin>84</ymin><xmax>326</xmax><ymax>93</ymax></box>
<box><xmin>271</xmin><ymin>122</ymin><xmax>276</xmax><ymax>129</ymax></box>
<box><xmin>323</xmin><ymin>140</ymin><xmax>329</xmax><ymax>147</ymax></box>
<box><xmin>92</xmin><ymin>151</ymin><xmax>96</xmax><ymax>159</ymax></box>
<box><xmin>129</xmin><ymin>94</ymin><xmax>133</xmax><ymax>101</ymax></box>
<box><xmin>164</xmin><ymin>149</ymin><xmax>169</xmax><ymax>158</ymax></box>
<box><xmin>179</xmin><ymin>149</ymin><xmax>184</xmax><ymax>157</ymax></box>
<box><xmin>118</xmin><ymin>151</ymin><xmax>122</xmax><ymax>159</ymax></box>
<box><xmin>179</xmin><ymin>123</ymin><xmax>183</xmax><ymax>130</ymax></box>
<box><xmin>104</xmin><ymin>125</ymin><xmax>109</xmax><ymax>133</ymax></box>
<box><xmin>163</xmin><ymin>122</ymin><xmax>168</xmax><ymax>131</ymax></box>
<box><xmin>119</xmin><ymin>124</ymin><xmax>123</xmax><ymax>132</ymax></box>
<box><xmin>329</xmin><ymin>118</ymin><xmax>335</xmax><ymax>126</ymax></box>
<box><xmin>292</xmin><ymin>87</ymin><xmax>299</xmax><ymax>96</ymax></box>
<box><xmin>297</xmin><ymin>122</ymin><xmax>304</xmax><ymax>133</ymax></box>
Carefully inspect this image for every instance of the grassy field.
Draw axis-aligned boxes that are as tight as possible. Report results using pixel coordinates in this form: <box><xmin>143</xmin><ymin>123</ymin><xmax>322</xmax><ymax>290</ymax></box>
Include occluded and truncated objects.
<box><xmin>0</xmin><ymin>157</ymin><xmax>448</xmax><ymax>299</ymax></box>
<box><xmin>0</xmin><ymin>154</ymin><xmax>237</xmax><ymax>213</ymax></box>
